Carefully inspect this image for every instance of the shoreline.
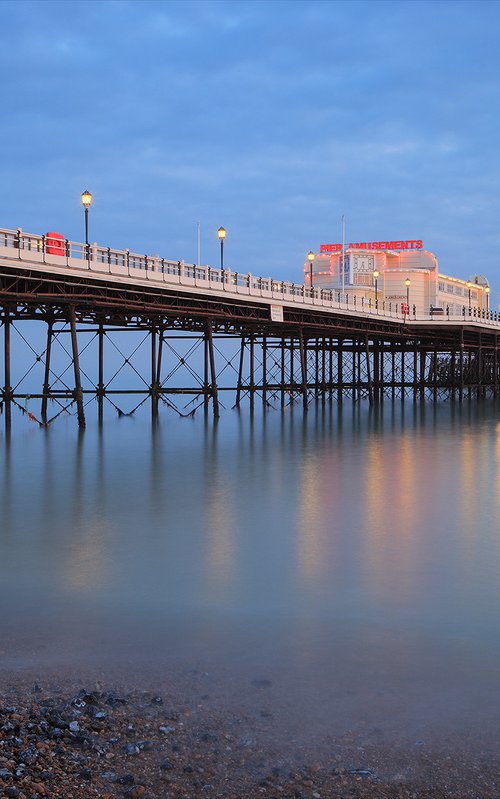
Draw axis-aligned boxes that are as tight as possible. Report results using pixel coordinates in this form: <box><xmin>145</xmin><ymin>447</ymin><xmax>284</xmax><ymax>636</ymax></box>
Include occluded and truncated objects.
<box><xmin>0</xmin><ymin>672</ymin><xmax>498</xmax><ymax>799</ymax></box>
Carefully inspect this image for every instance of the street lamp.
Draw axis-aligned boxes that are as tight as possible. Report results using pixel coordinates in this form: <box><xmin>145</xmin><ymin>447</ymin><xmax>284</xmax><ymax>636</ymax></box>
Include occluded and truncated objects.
<box><xmin>81</xmin><ymin>190</ymin><xmax>92</xmax><ymax>265</ymax></box>
<box><xmin>373</xmin><ymin>269</ymin><xmax>379</xmax><ymax>307</ymax></box>
<box><xmin>217</xmin><ymin>226</ymin><xmax>226</xmax><ymax>279</ymax></box>
<box><xmin>467</xmin><ymin>280</ymin><xmax>472</xmax><ymax>310</ymax></box>
<box><xmin>307</xmin><ymin>251</ymin><xmax>315</xmax><ymax>290</ymax></box>
<box><xmin>405</xmin><ymin>277</ymin><xmax>411</xmax><ymax>311</ymax></box>
<box><xmin>485</xmin><ymin>285</ymin><xmax>490</xmax><ymax>313</ymax></box>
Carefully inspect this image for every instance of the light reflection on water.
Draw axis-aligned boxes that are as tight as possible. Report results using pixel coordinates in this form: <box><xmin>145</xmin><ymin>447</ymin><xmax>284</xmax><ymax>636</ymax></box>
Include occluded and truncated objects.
<box><xmin>1</xmin><ymin>402</ymin><xmax>500</xmax><ymax>742</ymax></box>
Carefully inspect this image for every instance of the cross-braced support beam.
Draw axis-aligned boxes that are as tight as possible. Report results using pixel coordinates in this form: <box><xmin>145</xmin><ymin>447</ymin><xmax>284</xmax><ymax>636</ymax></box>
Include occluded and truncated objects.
<box><xmin>2</xmin><ymin>296</ymin><xmax>500</xmax><ymax>429</ymax></box>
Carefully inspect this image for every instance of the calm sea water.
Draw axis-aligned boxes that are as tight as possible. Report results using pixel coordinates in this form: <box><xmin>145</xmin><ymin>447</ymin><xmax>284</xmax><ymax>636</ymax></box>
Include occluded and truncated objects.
<box><xmin>1</xmin><ymin>402</ymin><xmax>500</xmax><ymax>747</ymax></box>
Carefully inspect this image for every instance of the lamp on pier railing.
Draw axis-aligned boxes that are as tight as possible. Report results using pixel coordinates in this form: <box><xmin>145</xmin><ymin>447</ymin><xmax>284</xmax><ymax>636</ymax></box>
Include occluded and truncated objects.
<box><xmin>81</xmin><ymin>190</ymin><xmax>92</xmax><ymax>265</ymax></box>
<box><xmin>307</xmin><ymin>251</ymin><xmax>315</xmax><ymax>289</ymax></box>
<box><xmin>405</xmin><ymin>277</ymin><xmax>411</xmax><ymax>310</ymax></box>
<box><xmin>467</xmin><ymin>280</ymin><xmax>472</xmax><ymax>309</ymax></box>
<box><xmin>373</xmin><ymin>269</ymin><xmax>379</xmax><ymax>307</ymax></box>
<box><xmin>485</xmin><ymin>285</ymin><xmax>490</xmax><ymax>313</ymax></box>
<box><xmin>217</xmin><ymin>226</ymin><xmax>226</xmax><ymax>279</ymax></box>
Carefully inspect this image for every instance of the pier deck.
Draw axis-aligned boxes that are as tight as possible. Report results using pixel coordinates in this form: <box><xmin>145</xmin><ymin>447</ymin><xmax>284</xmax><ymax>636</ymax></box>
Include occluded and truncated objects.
<box><xmin>1</xmin><ymin>227</ymin><xmax>499</xmax><ymax>427</ymax></box>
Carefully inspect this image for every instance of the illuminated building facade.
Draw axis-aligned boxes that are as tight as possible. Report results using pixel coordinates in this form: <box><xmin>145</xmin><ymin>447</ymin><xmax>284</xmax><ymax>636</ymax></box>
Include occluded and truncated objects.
<box><xmin>304</xmin><ymin>240</ymin><xmax>490</xmax><ymax>313</ymax></box>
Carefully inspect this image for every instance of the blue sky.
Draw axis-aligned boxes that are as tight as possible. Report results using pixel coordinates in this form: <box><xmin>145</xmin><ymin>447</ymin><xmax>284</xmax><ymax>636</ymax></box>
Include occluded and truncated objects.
<box><xmin>2</xmin><ymin>0</ymin><xmax>500</xmax><ymax>301</ymax></box>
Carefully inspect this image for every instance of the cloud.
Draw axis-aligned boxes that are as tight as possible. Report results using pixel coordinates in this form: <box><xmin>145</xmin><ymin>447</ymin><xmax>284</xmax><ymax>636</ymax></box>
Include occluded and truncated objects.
<box><xmin>2</xmin><ymin>0</ymin><xmax>500</xmax><ymax>286</ymax></box>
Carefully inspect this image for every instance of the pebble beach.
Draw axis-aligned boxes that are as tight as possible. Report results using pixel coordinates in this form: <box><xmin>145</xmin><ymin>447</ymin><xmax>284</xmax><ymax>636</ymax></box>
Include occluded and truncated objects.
<box><xmin>1</xmin><ymin>673</ymin><xmax>498</xmax><ymax>799</ymax></box>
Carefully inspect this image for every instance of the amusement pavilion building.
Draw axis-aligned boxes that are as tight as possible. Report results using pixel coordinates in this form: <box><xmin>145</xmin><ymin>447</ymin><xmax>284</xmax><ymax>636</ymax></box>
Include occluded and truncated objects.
<box><xmin>304</xmin><ymin>239</ymin><xmax>491</xmax><ymax>314</ymax></box>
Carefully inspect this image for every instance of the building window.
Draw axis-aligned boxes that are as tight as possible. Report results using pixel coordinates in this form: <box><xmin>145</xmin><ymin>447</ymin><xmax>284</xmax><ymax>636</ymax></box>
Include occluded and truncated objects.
<box><xmin>354</xmin><ymin>274</ymin><xmax>371</xmax><ymax>286</ymax></box>
<box><xmin>455</xmin><ymin>286</ymin><xmax>462</xmax><ymax>296</ymax></box>
<box><xmin>438</xmin><ymin>281</ymin><xmax>445</xmax><ymax>292</ymax></box>
<box><xmin>447</xmin><ymin>284</ymin><xmax>454</xmax><ymax>293</ymax></box>
<box><xmin>471</xmin><ymin>291</ymin><xmax>478</xmax><ymax>301</ymax></box>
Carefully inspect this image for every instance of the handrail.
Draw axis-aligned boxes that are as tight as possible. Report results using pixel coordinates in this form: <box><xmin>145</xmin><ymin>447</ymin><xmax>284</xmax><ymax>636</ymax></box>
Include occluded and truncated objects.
<box><xmin>1</xmin><ymin>226</ymin><xmax>499</xmax><ymax>328</ymax></box>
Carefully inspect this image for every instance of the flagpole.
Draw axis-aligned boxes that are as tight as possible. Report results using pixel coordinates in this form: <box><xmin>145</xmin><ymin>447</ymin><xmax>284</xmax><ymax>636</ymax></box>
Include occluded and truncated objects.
<box><xmin>341</xmin><ymin>214</ymin><xmax>346</xmax><ymax>298</ymax></box>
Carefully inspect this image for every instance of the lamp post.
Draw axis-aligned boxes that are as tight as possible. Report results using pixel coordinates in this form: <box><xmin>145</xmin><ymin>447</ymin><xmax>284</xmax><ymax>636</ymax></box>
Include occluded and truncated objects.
<box><xmin>467</xmin><ymin>280</ymin><xmax>472</xmax><ymax>310</ymax></box>
<box><xmin>307</xmin><ymin>250</ymin><xmax>315</xmax><ymax>290</ymax></box>
<box><xmin>81</xmin><ymin>190</ymin><xmax>92</xmax><ymax>265</ymax></box>
<box><xmin>217</xmin><ymin>226</ymin><xmax>226</xmax><ymax>280</ymax></box>
<box><xmin>405</xmin><ymin>277</ymin><xmax>411</xmax><ymax>314</ymax></box>
<box><xmin>485</xmin><ymin>285</ymin><xmax>490</xmax><ymax>313</ymax></box>
<box><xmin>373</xmin><ymin>269</ymin><xmax>379</xmax><ymax>307</ymax></box>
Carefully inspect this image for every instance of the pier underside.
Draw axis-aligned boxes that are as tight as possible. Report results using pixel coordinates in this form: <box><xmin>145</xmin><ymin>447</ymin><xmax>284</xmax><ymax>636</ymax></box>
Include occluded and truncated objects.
<box><xmin>1</xmin><ymin>265</ymin><xmax>500</xmax><ymax>428</ymax></box>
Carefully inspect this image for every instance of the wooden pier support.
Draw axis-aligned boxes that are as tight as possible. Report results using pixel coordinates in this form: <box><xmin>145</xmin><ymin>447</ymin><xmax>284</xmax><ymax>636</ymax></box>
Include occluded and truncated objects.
<box><xmin>249</xmin><ymin>333</ymin><xmax>255</xmax><ymax>412</ymax></box>
<box><xmin>2</xmin><ymin>305</ymin><xmax>500</xmax><ymax>426</ymax></box>
<box><xmin>68</xmin><ymin>306</ymin><xmax>86</xmax><ymax>429</ymax></box>
<box><xmin>299</xmin><ymin>330</ymin><xmax>308</xmax><ymax>412</ymax></box>
<box><xmin>262</xmin><ymin>336</ymin><xmax>267</xmax><ymax>407</ymax></box>
<box><xmin>206</xmin><ymin>320</ymin><xmax>219</xmax><ymax>418</ymax></box>
<box><xmin>235</xmin><ymin>337</ymin><xmax>246</xmax><ymax>408</ymax></box>
<box><xmin>151</xmin><ymin>324</ymin><xmax>159</xmax><ymax>419</ymax></box>
<box><xmin>365</xmin><ymin>336</ymin><xmax>373</xmax><ymax>406</ymax></box>
<box><xmin>97</xmin><ymin>323</ymin><xmax>105</xmax><ymax>423</ymax></box>
<box><xmin>3</xmin><ymin>312</ymin><xmax>12</xmax><ymax>430</ymax></box>
<box><xmin>204</xmin><ymin>329</ymin><xmax>210</xmax><ymax>412</ymax></box>
<box><xmin>280</xmin><ymin>337</ymin><xmax>286</xmax><ymax>410</ymax></box>
<box><xmin>495</xmin><ymin>334</ymin><xmax>499</xmax><ymax>398</ymax></box>
<box><xmin>40</xmin><ymin>320</ymin><xmax>53</xmax><ymax>422</ymax></box>
<box><xmin>337</xmin><ymin>339</ymin><xmax>344</xmax><ymax>404</ymax></box>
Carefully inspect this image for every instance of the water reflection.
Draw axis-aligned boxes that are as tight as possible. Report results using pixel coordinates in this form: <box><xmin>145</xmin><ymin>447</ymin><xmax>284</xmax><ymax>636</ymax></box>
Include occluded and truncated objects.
<box><xmin>2</xmin><ymin>402</ymin><xmax>500</xmax><ymax>739</ymax></box>
<box><xmin>203</xmin><ymin>419</ymin><xmax>237</xmax><ymax>597</ymax></box>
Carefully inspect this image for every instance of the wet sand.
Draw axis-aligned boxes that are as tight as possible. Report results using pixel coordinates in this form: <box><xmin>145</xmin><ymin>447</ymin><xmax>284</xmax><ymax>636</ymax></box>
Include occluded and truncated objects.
<box><xmin>1</xmin><ymin>668</ymin><xmax>498</xmax><ymax>799</ymax></box>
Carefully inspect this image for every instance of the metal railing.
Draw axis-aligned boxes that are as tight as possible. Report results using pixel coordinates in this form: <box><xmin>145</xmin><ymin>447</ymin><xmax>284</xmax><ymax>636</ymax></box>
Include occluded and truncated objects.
<box><xmin>1</xmin><ymin>226</ymin><xmax>499</xmax><ymax>327</ymax></box>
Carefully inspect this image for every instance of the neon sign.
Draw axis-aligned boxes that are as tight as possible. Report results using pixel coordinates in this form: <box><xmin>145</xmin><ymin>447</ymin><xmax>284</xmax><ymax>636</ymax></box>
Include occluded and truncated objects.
<box><xmin>319</xmin><ymin>240</ymin><xmax>423</xmax><ymax>253</ymax></box>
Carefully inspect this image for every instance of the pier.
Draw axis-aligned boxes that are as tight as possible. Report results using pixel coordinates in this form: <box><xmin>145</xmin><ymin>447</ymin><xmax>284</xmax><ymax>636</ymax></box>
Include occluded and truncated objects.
<box><xmin>1</xmin><ymin>226</ymin><xmax>500</xmax><ymax>428</ymax></box>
